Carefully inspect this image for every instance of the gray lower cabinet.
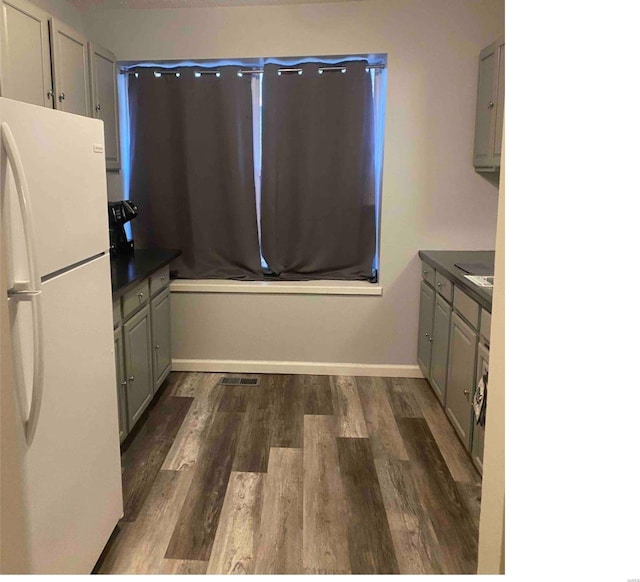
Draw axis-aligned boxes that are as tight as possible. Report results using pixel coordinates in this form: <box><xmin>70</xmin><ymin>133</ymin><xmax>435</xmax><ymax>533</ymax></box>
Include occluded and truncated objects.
<box><xmin>114</xmin><ymin>271</ymin><xmax>173</xmax><ymax>443</ymax></box>
<box><xmin>417</xmin><ymin>281</ymin><xmax>435</xmax><ymax>377</ymax></box>
<box><xmin>472</xmin><ymin>340</ymin><xmax>490</xmax><ymax>474</ymax></box>
<box><xmin>113</xmin><ymin>326</ymin><xmax>128</xmax><ymax>443</ymax></box>
<box><xmin>417</xmin><ymin>257</ymin><xmax>491</xmax><ymax>472</ymax></box>
<box><xmin>123</xmin><ymin>304</ymin><xmax>154</xmax><ymax>429</ymax></box>
<box><xmin>445</xmin><ymin>311</ymin><xmax>477</xmax><ymax>449</ymax></box>
<box><xmin>429</xmin><ymin>294</ymin><xmax>451</xmax><ymax>405</ymax></box>
<box><xmin>151</xmin><ymin>286</ymin><xmax>171</xmax><ymax>392</ymax></box>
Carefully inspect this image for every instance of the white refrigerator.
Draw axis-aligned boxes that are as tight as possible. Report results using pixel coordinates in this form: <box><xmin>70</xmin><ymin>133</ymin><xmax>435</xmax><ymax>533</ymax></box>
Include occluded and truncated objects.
<box><xmin>0</xmin><ymin>97</ymin><xmax>123</xmax><ymax>573</ymax></box>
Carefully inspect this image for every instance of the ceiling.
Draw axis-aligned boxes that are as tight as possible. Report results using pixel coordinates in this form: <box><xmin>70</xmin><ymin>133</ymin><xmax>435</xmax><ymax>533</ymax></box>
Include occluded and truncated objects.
<box><xmin>67</xmin><ymin>0</ymin><xmax>368</xmax><ymax>10</ymax></box>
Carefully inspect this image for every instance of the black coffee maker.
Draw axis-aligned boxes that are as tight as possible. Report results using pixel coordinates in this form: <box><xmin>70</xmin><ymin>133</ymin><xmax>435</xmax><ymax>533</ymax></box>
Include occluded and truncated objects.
<box><xmin>108</xmin><ymin>200</ymin><xmax>138</xmax><ymax>255</ymax></box>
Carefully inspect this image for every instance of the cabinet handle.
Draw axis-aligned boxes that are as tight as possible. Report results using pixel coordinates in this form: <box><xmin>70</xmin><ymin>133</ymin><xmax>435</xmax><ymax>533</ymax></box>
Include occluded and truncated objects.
<box><xmin>437</xmin><ymin>282</ymin><xmax>442</xmax><ymax>287</ymax></box>
<box><xmin>47</xmin><ymin>90</ymin><xmax>54</xmax><ymax>100</ymax></box>
<box><xmin>429</xmin><ymin>337</ymin><xmax>434</xmax><ymax>342</ymax></box>
<box><xmin>58</xmin><ymin>93</ymin><xmax>66</xmax><ymax>102</ymax></box>
<box><xmin>155</xmin><ymin>345</ymin><xmax>160</xmax><ymax>350</ymax></box>
<box><xmin>121</xmin><ymin>380</ymin><xmax>127</xmax><ymax>386</ymax></box>
<box><xmin>128</xmin><ymin>375</ymin><xmax>134</xmax><ymax>382</ymax></box>
<box><xmin>138</xmin><ymin>292</ymin><xmax>144</xmax><ymax>299</ymax></box>
<box><xmin>95</xmin><ymin>104</ymin><xmax>101</xmax><ymax>111</ymax></box>
<box><xmin>160</xmin><ymin>276</ymin><xmax>166</xmax><ymax>281</ymax></box>
<box><xmin>424</xmin><ymin>332</ymin><xmax>430</xmax><ymax>338</ymax></box>
<box><xmin>488</xmin><ymin>101</ymin><xmax>495</xmax><ymax>109</ymax></box>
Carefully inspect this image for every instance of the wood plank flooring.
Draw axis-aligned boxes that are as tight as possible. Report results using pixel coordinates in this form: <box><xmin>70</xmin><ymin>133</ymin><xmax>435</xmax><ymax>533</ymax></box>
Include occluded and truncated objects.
<box><xmin>94</xmin><ymin>372</ymin><xmax>481</xmax><ymax>575</ymax></box>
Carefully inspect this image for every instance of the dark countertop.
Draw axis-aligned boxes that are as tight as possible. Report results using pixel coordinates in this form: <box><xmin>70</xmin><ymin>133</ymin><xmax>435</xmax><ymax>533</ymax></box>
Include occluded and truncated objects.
<box><xmin>418</xmin><ymin>250</ymin><xmax>495</xmax><ymax>313</ymax></box>
<box><xmin>111</xmin><ymin>248</ymin><xmax>181</xmax><ymax>299</ymax></box>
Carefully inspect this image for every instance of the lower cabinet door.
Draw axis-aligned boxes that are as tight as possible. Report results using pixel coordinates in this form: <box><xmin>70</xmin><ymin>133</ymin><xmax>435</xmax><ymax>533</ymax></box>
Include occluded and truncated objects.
<box><xmin>123</xmin><ymin>304</ymin><xmax>154</xmax><ymax>429</ymax></box>
<box><xmin>472</xmin><ymin>341</ymin><xmax>490</xmax><ymax>473</ymax></box>
<box><xmin>445</xmin><ymin>311</ymin><xmax>477</xmax><ymax>449</ymax></box>
<box><xmin>417</xmin><ymin>281</ymin><xmax>435</xmax><ymax>377</ymax></box>
<box><xmin>151</xmin><ymin>286</ymin><xmax>171</xmax><ymax>392</ymax></box>
<box><xmin>114</xmin><ymin>326</ymin><xmax>128</xmax><ymax>443</ymax></box>
<box><xmin>429</xmin><ymin>294</ymin><xmax>451</xmax><ymax>404</ymax></box>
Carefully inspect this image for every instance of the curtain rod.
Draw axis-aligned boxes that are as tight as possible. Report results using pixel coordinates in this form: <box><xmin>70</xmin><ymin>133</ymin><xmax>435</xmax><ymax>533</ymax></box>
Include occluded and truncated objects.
<box><xmin>120</xmin><ymin>64</ymin><xmax>385</xmax><ymax>76</ymax></box>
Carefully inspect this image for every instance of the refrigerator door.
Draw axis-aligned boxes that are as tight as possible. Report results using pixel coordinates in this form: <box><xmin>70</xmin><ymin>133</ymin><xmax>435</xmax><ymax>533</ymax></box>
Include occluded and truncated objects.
<box><xmin>6</xmin><ymin>253</ymin><xmax>123</xmax><ymax>573</ymax></box>
<box><xmin>0</xmin><ymin>97</ymin><xmax>109</xmax><ymax>279</ymax></box>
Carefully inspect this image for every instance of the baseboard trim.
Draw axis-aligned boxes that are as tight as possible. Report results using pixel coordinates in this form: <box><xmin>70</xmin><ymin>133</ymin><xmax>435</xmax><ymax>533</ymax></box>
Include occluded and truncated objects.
<box><xmin>172</xmin><ymin>359</ymin><xmax>424</xmax><ymax>378</ymax></box>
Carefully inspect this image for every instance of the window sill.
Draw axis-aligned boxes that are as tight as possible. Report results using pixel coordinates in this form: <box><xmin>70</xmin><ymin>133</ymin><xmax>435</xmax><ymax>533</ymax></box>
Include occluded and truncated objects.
<box><xmin>169</xmin><ymin>279</ymin><xmax>383</xmax><ymax>296</ymax></box>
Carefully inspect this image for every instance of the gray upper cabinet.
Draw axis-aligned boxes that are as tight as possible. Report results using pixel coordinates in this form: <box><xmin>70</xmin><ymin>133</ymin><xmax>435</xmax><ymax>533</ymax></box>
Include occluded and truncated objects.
<box><xmin>151</xmin><ymin>286</ymin><xmax>171</xmax><ymax>393</ymax></box>
<box><xmin>417</xmin><ymin>281</ymin><xmax>435</xmax><ymax>378</ymax></box>
<box><xmin>50</xmin><ymin>18</ymin><xmax>91</xmax><ymax>116</ymax></box>
<box><xmin>473</xmin><ymin>36</ymin><xmax>505</xmax><ymax>172</ymax></box>
<box><xmin>429</xmin><ymin>293</ymin><xmax>451</xmax><ymax>405</ymax></box>
<box><xmin>123</xmin><ymin>304</ymin><xmax>154</xmax><ymax>429</ymax></box>
<box><xmin>114</xmin><ymin>326</ymin><xmax>128</xmax><ymax>444</ymax></box>
<box><xmin>446</xmin><ymin>311</ymin><xmax>477</xmax><ymax>449</ymax></box>
<box><xmin>0</xmin><ymin>0</ymin><xmax>120</xmax><ymax>132</ymax></box>
<box><xmin>89</xmin><ymin>42</ymin><xmax>120</xmax><ymax>169</ymax></box>
<box><xmin>0</xmin><ymin>0</ymin><xmax>54</xmax><ymax>107</ymax></box>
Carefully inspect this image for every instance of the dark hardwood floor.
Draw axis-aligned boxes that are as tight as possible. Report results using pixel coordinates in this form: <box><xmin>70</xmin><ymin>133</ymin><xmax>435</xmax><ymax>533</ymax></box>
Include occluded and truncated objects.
<box><xmin>94</xmin><ymin>372</ymin><xmax>481</xmax><ymax>575</ymax></box>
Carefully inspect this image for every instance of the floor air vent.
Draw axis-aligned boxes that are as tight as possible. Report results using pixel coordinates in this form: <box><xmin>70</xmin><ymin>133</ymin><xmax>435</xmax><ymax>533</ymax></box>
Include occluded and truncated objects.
<box><xmin>219</xmin><ymin>377</ymin><xmax>260</xmax><ymax>386</ymax></box>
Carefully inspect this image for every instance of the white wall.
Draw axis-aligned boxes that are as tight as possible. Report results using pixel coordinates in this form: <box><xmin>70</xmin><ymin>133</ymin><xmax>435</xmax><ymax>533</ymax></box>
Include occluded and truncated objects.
<box><xmin>30</xmin><ymin>0</ymin><xmax>83</xmax><ymax>31</ymax></box>
<box><xmin>82</xmin><ymin>0</ymin><xmax>504</xmax><ymax>370</ymax></box>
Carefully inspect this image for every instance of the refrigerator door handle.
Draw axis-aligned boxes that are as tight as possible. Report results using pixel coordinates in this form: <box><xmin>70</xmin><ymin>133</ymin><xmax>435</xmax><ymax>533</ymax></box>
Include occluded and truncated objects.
<box><xmin>7</xmin><ymin>289</ymin><xmax>42</xmax><ymax>299</ymax></box>
<box><xmin>2</xmin><ymin>121</ymin><xmax>45</xmax><ymax>445</ymax></box>
<box><xmin>2</xmin><ymin>122</ymin><xmax>41</xmax><ymax>292</ymax></box>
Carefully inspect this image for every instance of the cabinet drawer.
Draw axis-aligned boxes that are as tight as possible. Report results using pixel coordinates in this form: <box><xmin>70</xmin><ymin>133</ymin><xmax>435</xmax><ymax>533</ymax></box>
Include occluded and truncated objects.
<box><xmin>112</xmin><ymin>298</ymin><xmax>121</xmax><ymax>328</ymax></box>
<box><xmin>480</xmin><ymin>309</ymin><xmax>491</xmax><ymax>343</ymax></box>
<box><xmin>421</xmin><ymin>262</ymin><xmax>435</xmax><ymax>287</ymax></box>
<box><xmin>122</xmin><ymin>280</ymin><xmax>149</xmax><ymax>319</ymax></box>
<box><xmin>453</xmin><ymin>286</ymin><xmax>480</xmax><ymax>330</ymax></box>
<box><xmin>435</xmin><ymin>272</ymin><xmax>453</xmax><ymax>303</ymax></box>
<box><xmin>150</xmin><ymin>265</ymin><xmax>170</xmax><ymax>297</ymax></box>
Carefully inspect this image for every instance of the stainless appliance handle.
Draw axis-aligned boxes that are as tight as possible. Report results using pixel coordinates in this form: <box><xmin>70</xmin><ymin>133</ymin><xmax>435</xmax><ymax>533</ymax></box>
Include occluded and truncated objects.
<box><xmin>2</xmin><ymin>122</ymin><xmax>45</xmax><ymax>445</ymax></box>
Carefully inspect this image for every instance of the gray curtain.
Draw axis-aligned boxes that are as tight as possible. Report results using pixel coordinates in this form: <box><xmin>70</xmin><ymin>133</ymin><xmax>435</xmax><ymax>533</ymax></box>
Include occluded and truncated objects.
<box><xmin>260</xmin><ymin>60</ymin><xmax>377</xmax><ymax>281</ymax></box>
<box><xmin>127</xmin><ymin>66</ymin><xmax>263</xmax><ymax>279</ymax></box>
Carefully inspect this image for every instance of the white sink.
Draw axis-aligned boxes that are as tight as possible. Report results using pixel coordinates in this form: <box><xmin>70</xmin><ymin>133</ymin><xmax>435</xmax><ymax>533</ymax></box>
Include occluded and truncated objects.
<box><xmin>464</xmin><ymin>274</ymin><xmax>494</xmax><ymax>288</ymax></box>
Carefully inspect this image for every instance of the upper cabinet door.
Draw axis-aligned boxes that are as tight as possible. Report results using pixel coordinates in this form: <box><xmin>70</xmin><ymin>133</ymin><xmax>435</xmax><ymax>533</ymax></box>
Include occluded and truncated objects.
<box><xmin>492</xmin><ymin>38</ymin><xmax>505</xmax><ymax>160</ymax></box>
<box><xmin>49</xmin><ymin>19</ymin><xmax>91</xmax><ymax>116</ymax></box>
<box><xmin>473</xmin><ymin>36</ymin><xmax>505</xmax><ymax>171</ymax></box>
<box><xmin>473</xmin><ymin>43</ymin><xmax>496</xmax><ymax>168</ymax></box>
<box><xmin>89</xmin><ymin>43</ymin><xmax>120</xmax><ymax>169</ymax></box>
<box><xmin>0</xmin><ymin>0</ymin><xmax>54</xmax><ymax>107</ymax></box>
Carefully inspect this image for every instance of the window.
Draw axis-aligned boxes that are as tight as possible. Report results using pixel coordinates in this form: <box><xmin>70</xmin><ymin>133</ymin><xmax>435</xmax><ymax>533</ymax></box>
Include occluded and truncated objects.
<box><xmin>119</xmin><ymin>56</ymin><xmax>387</xmax><ymax>282</ymax></box>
